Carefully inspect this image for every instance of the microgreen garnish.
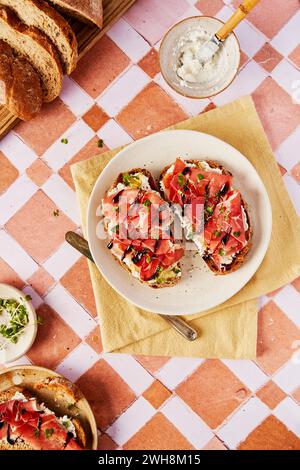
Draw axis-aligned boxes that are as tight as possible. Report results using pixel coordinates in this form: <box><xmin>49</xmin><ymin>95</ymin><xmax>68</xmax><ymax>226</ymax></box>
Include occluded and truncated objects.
<box><xmin>0</xmin><ymin>298</ymin><xmax>29</xmax><ymax>344</ymax></box>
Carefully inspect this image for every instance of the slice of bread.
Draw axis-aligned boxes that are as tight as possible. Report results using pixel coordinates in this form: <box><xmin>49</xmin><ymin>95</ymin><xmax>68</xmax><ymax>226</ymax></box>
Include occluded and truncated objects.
<box><xmin>0</xmin><ymin>6</ymin><xmax>63</xmax><ymax>102</ymax></box>
<box><xmin>160</xmin><ymin>159</ymin><xmax>252</xmax><ymax>275</ymax></box>
<box><xmin>0</xmin><ymin>40</ymin><xmax>42</xmax><ymax>120</ymax></box>
<box><xmin>0</xmin><ymin>0</ymin><xmax>78</xmax><ymax>74</ymax></box>
<box><xmin>47</xmin><ymin>0</ymin><xmax>103</xmax><ymax>28</ymax></box>
<box><xmin>0</xmin><ymin>383</ymin><xmax>86</xmax><ymax>450</ymax></box>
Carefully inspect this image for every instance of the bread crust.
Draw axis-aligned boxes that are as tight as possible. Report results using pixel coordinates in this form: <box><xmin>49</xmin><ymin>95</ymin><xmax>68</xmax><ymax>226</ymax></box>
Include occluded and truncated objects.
<box><xmin>160</xmin><ymin>159</ymin><xmax>252</xmax><ymax>275</ymax></box>
<box><xmin>0</xmin><ymin>6</ymin><xmax>63</xmax><ymax>102</ymax></box>
<box><xmin>104</xmin><ymin>169</ymin><xmax>181</xmax><ymax>288</ymax></box>
<box><xmin>0</xmin><ymin>0</ymin><xmax>78</xmax><ymax>74</ymax></box>
<box><xmin>0</xmin><ymin>40</ymin><xmax>43</xmax><ymax>120</ymax></box>
<box><xmin>47</xmin><ymin>0</ymin><xmax>104</xmax><ymax>28</ymax></box>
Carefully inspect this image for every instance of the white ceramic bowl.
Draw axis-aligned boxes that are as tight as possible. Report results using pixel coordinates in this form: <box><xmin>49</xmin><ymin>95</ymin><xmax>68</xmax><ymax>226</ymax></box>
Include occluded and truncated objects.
<box><xmin>160</xmin><ymin>16</ymin><xmax>240</xmax><ymax>99</ymax></box>
<box><xmin>0</xmin><ymin>284</ymin><xmax>37</xmax><ymax>363</ymax></box>
<box><xmin>87</xmin><ymin>130</ymin><xmax>272</xmax><ymax>316</ymax></box>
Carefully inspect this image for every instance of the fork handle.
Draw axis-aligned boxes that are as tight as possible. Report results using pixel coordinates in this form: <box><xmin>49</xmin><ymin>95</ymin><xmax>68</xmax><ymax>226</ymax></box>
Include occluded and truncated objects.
<box><xmin>216</xmin><ymin>0</ymin><xmax>261</xmax><ymax>41</ymax></box>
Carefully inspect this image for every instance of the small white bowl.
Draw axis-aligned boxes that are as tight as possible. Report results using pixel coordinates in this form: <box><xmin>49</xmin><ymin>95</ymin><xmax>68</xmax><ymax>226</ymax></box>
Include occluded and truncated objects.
<box><xmin>0</xmin><ymin>283</ymin><xmax>37</xmax><ymax>363</ymax></box>
<box><xmin>159</xmin><ymin>16</ymin><xmax>240</xmax><ymax>99</ymax></box>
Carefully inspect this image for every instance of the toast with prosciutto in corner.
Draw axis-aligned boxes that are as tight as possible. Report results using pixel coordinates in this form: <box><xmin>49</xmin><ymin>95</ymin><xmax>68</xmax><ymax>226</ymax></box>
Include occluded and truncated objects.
<box><xmin>0</xmin><ymin>384</ymin><xmax>86</xmax><ymax>450</ymax></box>
<box><xmin>160</xmin><ymin>158</ymin><xmax>252</xmax><ymax>275</ymax></box>
<box><xmin>102</xmin><ymin>169</ymin><xmax>184</xmax><ymax>288</ymax></box>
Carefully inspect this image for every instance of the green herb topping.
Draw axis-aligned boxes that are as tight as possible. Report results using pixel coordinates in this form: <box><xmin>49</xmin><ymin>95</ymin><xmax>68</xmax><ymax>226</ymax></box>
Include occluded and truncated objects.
<box><xmin>218</xmin><ymin>248</ymin><xmax>226</xmax><ymax>257</ymax></box>
<box><xmin>197</xmin><ymin>173</ymin><xmax>204</xmax><ymax>181</ymax></box>
<box><xmin>143</xmin><ymin>199</ymin><xmax>151</xmax><ymax>207</ymax></box>
<box><xmin>177</xmin><ymin>173</ymin><xmax>185</xmax><ymax>187</ymax></box>
<box><xmin>233</xmin><ymin>231</ymin><xmax>241</xmax><ymax>237</ymax></box>
<box><xmin>0</xmin><ymin>298</ymin><xmax>29</xmax><ymax>344</ymax></box>
<box><xmin>213</xmin><ymin>230</ymin><xmax>221</xmax><ymax>238</ymax></box>
<box><xmin>61</xmin><ymin>138</ymin><xmax>68</xmax><ymax>145</ymax></box>
<box><xmin>44</xmin><ymin>428</ymin><xmax>54</xmax><ymax>439</ymax></box>
<box><xmin>205</xmin><ymin>206</ymin><xmax>213</xmax><ymax>215</ymax></box>
<box><xmin>122</xmin><ymin>173</ymin><xmax>131</xmax><ymax>186</ymax></box>
<box><xmin>111</xmin><ymin>224</ymin><xmax>119</xmax><ymax>233</ymax></box>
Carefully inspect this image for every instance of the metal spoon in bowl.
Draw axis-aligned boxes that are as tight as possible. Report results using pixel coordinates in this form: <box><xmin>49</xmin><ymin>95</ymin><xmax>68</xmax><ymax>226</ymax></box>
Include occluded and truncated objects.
<box><xmin>197</xmin><ymin>0</ymin><xmax>261</xmax><ymax>64</ymax></box>
<box><xmin>65</xmin><ymin>232</ymin><xmax>198</xmax><ymax>342</ymax></box>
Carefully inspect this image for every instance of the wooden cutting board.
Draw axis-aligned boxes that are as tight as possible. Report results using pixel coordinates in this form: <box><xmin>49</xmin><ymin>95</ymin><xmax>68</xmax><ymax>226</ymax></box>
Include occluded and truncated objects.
<box><xmin>0</xmin><ymin>0</ymin><xmax>137</xmax><ymax>139</ymax></box>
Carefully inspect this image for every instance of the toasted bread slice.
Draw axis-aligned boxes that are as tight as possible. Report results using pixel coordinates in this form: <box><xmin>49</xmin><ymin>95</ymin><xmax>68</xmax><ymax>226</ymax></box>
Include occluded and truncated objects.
<box><xmin>0</xmin><ymin>40</ymin><xmax>42</xmax><ymax>120</ymax></box>
<box><xmin>0</xmin><ymin>6</ymin><xmax>63</xmax><ymax>102</ymax></box>
<box><xmin>0</xmin><ymin>382</ymin><xmax>86</xmax><ymax>450</ymax></box>
<box><xmin>1</xmin><ymin>0</ymin><xmax>78</xmax><ymax>74</ymax></box>
<box><xmin>160</xmin><ymin>158</ymin><xmax>252</xmax><ymax>275</ymax></box>
<box><xmin>47</xmin><ymin>0</ymin><xmax>103</xmax><ymax>28</ymax></box>
<box><xmin>103</xmin><ymin>169</ymin><xmax>183</xmax><ymax>288</ymax></box>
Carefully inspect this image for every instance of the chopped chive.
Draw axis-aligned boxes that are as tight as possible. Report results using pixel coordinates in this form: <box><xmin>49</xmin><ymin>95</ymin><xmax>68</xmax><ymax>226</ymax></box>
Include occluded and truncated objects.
<box><xmin>61</xmin><ymin>138</ymin><xmax>68</xmax><ymax>144</ymax></box>
<box><xmin>44</xmin><ymin>428</ymin><xmax>54</xmax><ymax>439</ymax></box>
<box><xmin>213</xmin><ymin>230</ymin><xmax>221</xmax><ymax>238</ymax></box>
<box><xmin>177</xmin><ymin>173</ymin><xmax>185</xmax><ymax>186</ymax></box>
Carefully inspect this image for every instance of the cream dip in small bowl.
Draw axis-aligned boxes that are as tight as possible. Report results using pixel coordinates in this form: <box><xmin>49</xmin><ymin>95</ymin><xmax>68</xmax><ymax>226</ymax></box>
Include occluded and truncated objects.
<box><xmin>159</xmin><ymin>16</ymin><xmax>240</xmax><ymax>99</ymax></box>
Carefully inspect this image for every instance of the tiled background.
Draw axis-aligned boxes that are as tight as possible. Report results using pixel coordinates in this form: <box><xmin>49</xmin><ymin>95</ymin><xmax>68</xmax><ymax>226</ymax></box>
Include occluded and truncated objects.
<box><xmin>0</xmin><ymin>0</ymin><xmax>300</xmax><ymax>450</ymax></box>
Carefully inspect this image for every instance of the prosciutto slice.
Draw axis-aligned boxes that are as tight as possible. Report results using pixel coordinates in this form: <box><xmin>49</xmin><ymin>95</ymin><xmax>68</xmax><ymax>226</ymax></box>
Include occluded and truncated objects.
<box><xmin>0</xmin><ymin>398</ymin><xmax>83</xmax><ymax>450</ymax></box>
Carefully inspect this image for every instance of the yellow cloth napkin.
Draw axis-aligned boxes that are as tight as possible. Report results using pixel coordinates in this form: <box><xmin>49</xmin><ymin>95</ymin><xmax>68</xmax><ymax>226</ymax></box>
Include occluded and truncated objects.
<box><xmin>71</xmin><ymin>96</ymin><xmax>300</xmax><ymax>359</ymax></box>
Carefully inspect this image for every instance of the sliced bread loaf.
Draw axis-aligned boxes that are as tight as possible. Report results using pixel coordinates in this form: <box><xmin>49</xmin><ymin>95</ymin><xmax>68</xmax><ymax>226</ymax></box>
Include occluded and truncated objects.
<box><xmin>48</xmin><ymin>0</ymin><xmax>103</xmax><ymax>28</ymax></box>
<box><xmin>0</xmin><ymin>6</ymin><xmax>63</xmax><ymax>102</ymax></box>
<box><xmin>0</xmin><ymin>0</ymin><xmax>78</xmax><ymax>74</ymax></box>
<box><xmin>0</xmin><ymin>39</ymin><xmax>42</xmax><ymax>120</ymax></box>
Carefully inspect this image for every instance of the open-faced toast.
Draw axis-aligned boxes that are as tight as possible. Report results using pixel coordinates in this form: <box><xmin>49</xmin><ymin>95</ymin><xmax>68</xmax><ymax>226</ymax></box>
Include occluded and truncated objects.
<box><xmin>160</xmin><ymin>158</ymin><xmax>252</xmax><ymax>275</ymax></box>
<box><xmin>102</xmin><ymin>168</ymin><xmax>184</xmax><ymax>288</ymax></box>
<box><xmin>0</xmin><ymin>379</ymin><xmax>87</xmax><ymax>450</ymax></box>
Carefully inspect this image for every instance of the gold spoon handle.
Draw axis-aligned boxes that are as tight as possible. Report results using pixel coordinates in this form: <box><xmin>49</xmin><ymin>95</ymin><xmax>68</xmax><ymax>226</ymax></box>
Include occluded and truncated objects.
<box><xmin>216</xmin><ymin>0</ymin><xmax>261</xmax><ymax>41</ymax></box>
<box><xmin>65</xmin><ymin>232</ymin><xmax>198</xmax><ymax>342</ymax></box>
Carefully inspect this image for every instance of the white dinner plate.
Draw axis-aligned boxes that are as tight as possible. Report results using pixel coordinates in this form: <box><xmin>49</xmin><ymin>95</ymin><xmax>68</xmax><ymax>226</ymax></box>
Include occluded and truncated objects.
<box><xmin>87</xmin><ymin>130</ymin><xmax>272</xmax><ymax>315</ymax></box>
